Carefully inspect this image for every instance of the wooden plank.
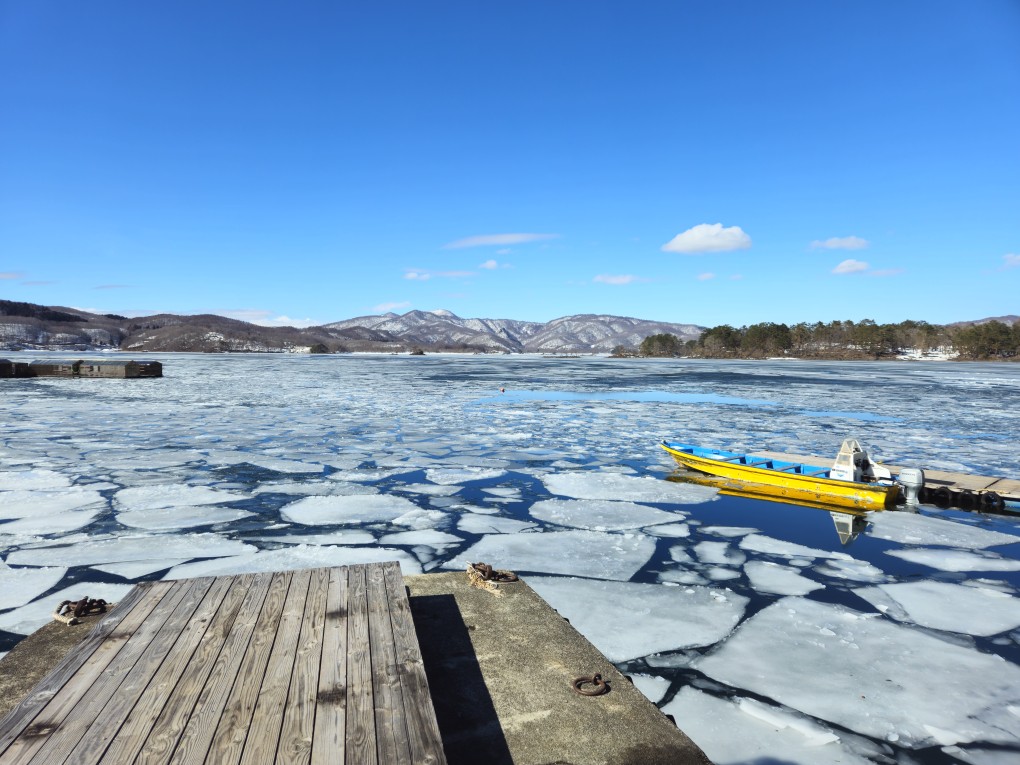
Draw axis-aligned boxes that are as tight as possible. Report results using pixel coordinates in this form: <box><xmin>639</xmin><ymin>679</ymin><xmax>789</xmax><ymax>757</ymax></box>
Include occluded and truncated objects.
<box><xmin>382</xmin><ymin>563</ymin><xmax>447</xmax><ymax>765</ymax></box>
<box><xmin>366</xmin><ymin>563</ymin><xmax>411</xmax><ymax>764</ymax></box>
<box><xmin>203</xmin><ymin>571</ymin><xmax>291</xmax><ymax>765</ymax></box>
<box><xmin>2</xmin><ymin>580</ymin><xmax>193</xmax><ymax>765</ymax></box>
<box><xmin>166</xmin><ymin>571</ymin><xmax>275</xmax><ymax>765</ymax></box>
<box><xmin>97</xmin><ymin>576</ymin><xmax>234</xmax><ymax>764</ymax></box>
<box><xmin>239</xmin><ymin>569</ymin><xmax>313</xmax><ymax>765</ymax></box>
<box><xmin>311</xmin><ymin>567</ymin><xmax>349</xmax><ymax>765</ymax></box>
<box><xmin>133</xmin><ymin>574</ymin><xmax>256</xmax><ymax>765</ymax></box>
<box><xmin>60</xmin><ymin>577</ymin><xmax>217</xmax><ymax>765</ymax></box>
<box><xmin>344</xmin><ymin>565</ymin><xmax>376</xmax><ymax>765</ymax></box>
<box><xmin>277</xmin><ymin>566</ymin><xmax>329</xmax><ymax>765</ymax></box>
<box><xmin>0</xmin><ymin>582</ymin><xmax>172</xmax><ymax>764</ymax></box>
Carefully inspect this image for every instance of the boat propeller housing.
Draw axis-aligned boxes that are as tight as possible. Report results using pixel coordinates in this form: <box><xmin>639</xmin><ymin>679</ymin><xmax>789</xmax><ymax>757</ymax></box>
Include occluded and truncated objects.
<box><xmin>896</xmin><ymin>467</ymin><xmax>925</xmax><ymax>505</ymax></box>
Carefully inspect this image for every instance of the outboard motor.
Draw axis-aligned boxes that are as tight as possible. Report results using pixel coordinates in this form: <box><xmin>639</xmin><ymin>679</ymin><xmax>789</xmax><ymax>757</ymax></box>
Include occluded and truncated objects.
<box><xmin>830</xmin><ymin>438</ymin><xmax>892</xmax><ymax>483</ymax></box>
<box><xmin>896</xmin><ymin>467</ymin><xmax>925</xmax><ymax>505</ymax></box>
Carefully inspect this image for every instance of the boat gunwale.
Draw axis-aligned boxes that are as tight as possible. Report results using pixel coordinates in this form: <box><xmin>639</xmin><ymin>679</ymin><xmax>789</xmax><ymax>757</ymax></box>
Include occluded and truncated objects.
<box><xmin>660</xmin><ymin>441</ymin><xmax>898</xmax><ymax>497</ymax></box>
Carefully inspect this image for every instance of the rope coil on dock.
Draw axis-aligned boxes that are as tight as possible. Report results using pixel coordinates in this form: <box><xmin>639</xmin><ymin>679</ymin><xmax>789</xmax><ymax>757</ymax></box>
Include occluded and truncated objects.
<box><xmin>53</xmin><ymin>596</ymin><xmax>110</xmax><ymax>626</ymax></box>
<box><xmin>466</xmin><ymin>562</ymin><xmax>519</xmax><ymax>595</ymax></box>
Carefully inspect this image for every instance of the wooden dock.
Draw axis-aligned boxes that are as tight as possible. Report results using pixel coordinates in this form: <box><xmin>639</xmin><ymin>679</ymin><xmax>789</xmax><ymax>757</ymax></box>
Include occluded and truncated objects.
<box><xmin>0</xmin><ymin>562</ymin><xmax>446</xmax><ymax>765</ymax></box>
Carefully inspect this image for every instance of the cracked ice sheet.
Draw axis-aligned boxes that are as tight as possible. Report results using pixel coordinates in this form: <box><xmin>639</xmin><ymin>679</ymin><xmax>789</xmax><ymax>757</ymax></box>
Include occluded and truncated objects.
<box><xmin>744</xmin><ymin>561</ymin><xmax>824</xmax><ymax>596</ymax></box>
<box><xmin>885</xmin><ymin>548</ymin><xmax>1020</xmax><ymax>572</ymax></box>
<box><xmin>528</xmin><ymin>499</ymin><xmax>681</xmax><ymax>531</ymax></box>
<box><xmin>866</xmin><ymin>512</ymin><xmax>1020</xmax><ymax>549</ymax></box>
<box><xmin>855</xmin><ymin>581</ymin><xmax>1020</xmax><ymax>637</ymax></box>
<box><xmin>0</xmin><ymin>582</ymin><xmax>134</xmax><ymax>635</ymax></box>
<box><xmin>5</xmin><ymin>534</ymin><xmax>254</xmax><ymax>567</ymax></box>
<box><xmin>281</xmin><ymin>494</ymin><xmax>421</xmax><ymax>525</ymax></box>
<box><xmin>0</xmin><ymin>565</ymin><xmax>67</xmax><ymax>610</ymax></box>
<box><xmin>694</xmin><ymin>596</ymin><xmax>1020</xmax><ymax>748</ymax></box>
<box><xmin>164</xmin><ymin>546</ymin><xmax>422</xmax><ymax>579</ymax></box>
<box><xmin>114</xmin><ymin>484</ymin><xmax>249</xmax><ymax>511</ymax></box>
<box><xmin>528</xmin><ymin>577</ymin><xmax>747</xmax><ymax>662</ymax></box>
<box><xmin>542</xmin><ymin>472</ymin><xmax>716</xmax><ymax>505</ymax></box>
<box><xmin>661</xmin><ymin>688</ymin><xmax>875</xmax><ymax>765</ymax></box>
<box><xmin>117</xmin><ymin>506</ymin><xmax>256</xmax><ymax>531</ymax></box>
<box><xmin>628</xmin><ymin>674</ymin><xmax>671</xmax><ymax>704</ymax></box>
<box><xmin>445</xmin><ymin>530</ymin><xmax>655</xmax><ymax>580</ymax></box>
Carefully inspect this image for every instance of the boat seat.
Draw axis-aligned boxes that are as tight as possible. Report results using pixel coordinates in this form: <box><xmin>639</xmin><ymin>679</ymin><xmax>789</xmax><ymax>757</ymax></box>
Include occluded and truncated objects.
<box><xmin>804</xmin><ymin>468</ymin><xmax>830</xmax><ymax>477</ymax></box>
<box><xmin>746</xmin><ymin>460</ymin><xmax>772</xmax><ymax>468</ymax></box>
<box><xmin>775</xmin><ymin>464</ymin><xmax>801</xmax><ymax>473</ymax></box>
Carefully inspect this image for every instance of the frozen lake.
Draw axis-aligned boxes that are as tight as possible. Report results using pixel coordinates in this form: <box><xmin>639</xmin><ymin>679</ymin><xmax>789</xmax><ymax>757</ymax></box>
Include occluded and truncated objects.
<box><xmin>2</xmin><ymin>353</ymin><xmax>1020</xmax><ymax>764</ymax></box>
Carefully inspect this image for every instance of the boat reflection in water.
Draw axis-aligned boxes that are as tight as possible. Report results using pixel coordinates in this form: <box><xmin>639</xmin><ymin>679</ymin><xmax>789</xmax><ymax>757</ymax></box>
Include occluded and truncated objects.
<box><xmin>665</xmin><ymin>469</ymin><xmax>869</xmax><ymax>545</ymax></box>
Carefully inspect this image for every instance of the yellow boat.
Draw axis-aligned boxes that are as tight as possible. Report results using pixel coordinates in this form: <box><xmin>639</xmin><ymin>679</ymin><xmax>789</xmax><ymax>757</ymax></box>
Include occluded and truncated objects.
<box><xmin>660</xmin><ymin>440</ymin><xmax>900</xmax><ymax>511</ymax></box>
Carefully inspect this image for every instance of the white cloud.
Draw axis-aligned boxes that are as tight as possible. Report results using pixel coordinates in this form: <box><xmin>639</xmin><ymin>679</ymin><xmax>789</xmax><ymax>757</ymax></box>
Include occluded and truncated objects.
<box><xmin>0</xmin><ymin>272</ymin><xmax>24</xmax><ymax>280</ymax></box>
<box><xmin>373</xmin><ymin>301</ymin><xmax>411</xmax><ymax>313</ymax></box>
<box><xmin>729</xmin><ymin>274</ymin><xmax>744</xmax><ymax>280</ymax></box>
<box><xmin>219</xmin><ymin>309</ymin><xmax>320</xmax><ymax>328</ymax></box>
<box><xmin>496</xmin><ymin>248</ymin><xmax>512</xmax><ymax>255</ymax></box>
<box><xmin>661</xmin><ymin>223</ymin><xmax>751</xmax><ymax>254</ymax></box>
<box><xmin>593</xmin><ymin>274</ymin><xmax>643</xmax><ymax>285</ymax></box>
<box><xmin>479</xmin><ymin>259</ymin><xmax>499</xmax><ymax>270</ymax></box>
<box><xmin>1003</xmin><ymin>253</ymin><xmax>1020</xmax><ymax>269</ymax></box>
<box><xmin>443</xmin><ymin>233</ymin><xmax>558</xmax><ymax>249</ymax></box>
<box><xmin>832</xmin><ymin>259</ymin><xmax>869</xmax><ymax>274</ymax></box>
<box><xmin>811</xmin><ymin>236</ymin><xmax>869</xmax><ymax>250</ymax></box>
<box><xmin>697</xmin><ymin>273</ymin><xmax>715</xmax><ymax>281</ymax></box>
<box><xmin>405</xmin><ymin>269</ymin><xmax>475</xmax><ymax>280</ymax></box>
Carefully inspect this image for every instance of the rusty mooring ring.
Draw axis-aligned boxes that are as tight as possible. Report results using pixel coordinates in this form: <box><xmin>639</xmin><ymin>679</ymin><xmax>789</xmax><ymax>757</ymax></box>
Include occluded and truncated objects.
<box><xmin>571</xmin><ymin>674</ymin><xmax>609</xmax><ymax>696</ymax></box>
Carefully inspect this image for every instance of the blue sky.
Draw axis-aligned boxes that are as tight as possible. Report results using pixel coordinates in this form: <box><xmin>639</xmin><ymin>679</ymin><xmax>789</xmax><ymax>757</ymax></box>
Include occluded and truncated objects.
<box><xmin>2</xmin><ymin>1</ymin><xmax>1018</xmax><ymax>328</ymax></box>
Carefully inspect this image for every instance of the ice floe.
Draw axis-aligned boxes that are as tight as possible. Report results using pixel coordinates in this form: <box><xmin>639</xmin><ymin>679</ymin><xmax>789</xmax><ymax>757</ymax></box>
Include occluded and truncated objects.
<box><xmin>445</xmin><ymin>530</ymin><xmax>656</xmax><ymax>580</ymax></box>
<box><xmin>694</xmin><ymin>596</ymin><xmax>1020</xmax><ymax>748</ymax></box>
<box><xmin>645</xmin><ymin>522</ymin><xmax>690</xmax><ymax>538</ymax></box>
<box><xmin>527</xmin><ymin>576</ymin><xmax>748</xmax><ymax>661</ymax></box>
<box><xmin>542</xmin><ymin>472</ymin><xmax>716</xmax><ymax>504</ymax></box>
<box><xmin>627</xmin><ymin>673</ymin><xmax>671</xmax><ymax>704</ymax></box>
<box><xmin>117</xmin><ymin>506</ymin><xmax>255</xmax><ymax>530</ymax></box>
<box><xmin>739</xmin><ymin>534</ymin><xmax>852</xmax><ymax>561</ymax></box>
<box><xmin>528</xmin><ymin>499</ymin><xmax>680</xmax><ymax>531</ymax></box>
<box><xmin>456</xmin><ymin>515</ymin><xmax>537</xmax><ymax>535</ymax></box>
<box><xmin>855</xmin><ymin>581</ymin><xmax>1020</xmax><ymax>636</ymax></box>
<box><xmin>744</xmin><ymin>561</ymin><xmax>824</xmax><ymax>596</ymax></box>
<box><xmin>813</xmin><ymin>558</ymin><xmax>888</xmax><ymax>583</ymax></box>
<box><xmin>281</xmin><ymin>494</ymin><xmax>421</xmax><ymax>526</ymax></box>
<box><xmin>661</xmin><ymin>688</ymin><xmax>875</xmax><ymax>765</ymax></box>
<box><xmin>701</xmin><ymin>526</ymin><xmax>759</xmax><ymax>538</ymax></box>
<box><xmin>867</xmin><ymin>511</ymin><xmax>1020</xmax><ymax>549</ymax></box>
<box><xmin>92</xmin><ymin>559</ymin><xmax>191</xmax><ymax>579</ymax></box>
<box><xmin>885</xmin><ymin>548</ymin><xmax>1020</xmax><ymax>572</ymax></box>
<box><xmin>5</xmin><ymin>534</ymin><xmax>255</xmax><ymax>567</ymax></box>
<box><xmin>694</xmin><ymin>541</ymin><xmax>746</xmax><ymax>567</ymax></box>
<box><xmin>378</xmin><ymin>530</ymin><xmax>462</xmax><ymax>546</ymax></box>
<box><xmin>114</xmin><ymin>484</ymin><xmax>249</xmax><ymax>511</ymax></box>
<box><xmin>0</xmin><ymin>488</ymin><xmax>106</xmax><ymax>518</ymax></box>
<box><xmin>248</xmin><ymin>530</ymin><xmax>376</xmax><ymax>546</ymax></box>
<box><xmin>425</xmin><ymin>467</ymin><xmax>506</xmax><ymax>484</ymax></box>
<box><xmin>163</xmin><ymin>545</ymin><xmax>422</xmax><ymax>579</ymax></box>
<box><xmin>0</xmin><ymin>469</ymin><xmax>73</xmax><ymax>491</ymax></box>
<box><xmin>0</xmin><ymin>564</ymin><xmax>67</xmax><ymax>610</ymax></box>
<box><xmin>252</xmin><ymin>481</ymin><xmax>377</xmax><ymax>496</ymax></box>
<box><xmin>0</xmin><ymin>510</ymin><xmax>101</xmax><ymax>535</ymax></box>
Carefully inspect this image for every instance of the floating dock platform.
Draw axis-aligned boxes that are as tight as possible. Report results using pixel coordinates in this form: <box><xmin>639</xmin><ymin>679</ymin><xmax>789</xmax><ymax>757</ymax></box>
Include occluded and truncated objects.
<box><xmin>0</xmin><ymin>359</ymin><xmax>162</xmax><ymax>379</ymax></box>
<box><xmin>0</xmin><ymin>563</ymin><xmax>709</xmax><ymax>765</ymax></box>
<box><xmin>751</xmin><ymin>450</ymin><xmax>1020</xmax><ymax>509</ymax></box>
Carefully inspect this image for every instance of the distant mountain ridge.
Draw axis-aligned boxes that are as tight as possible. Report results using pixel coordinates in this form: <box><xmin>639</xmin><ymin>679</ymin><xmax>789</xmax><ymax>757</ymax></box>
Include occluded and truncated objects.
<box><xmin>0</xmin><ymin>300</ymin><xmax>704</xmax><ymax>353</ymax></box>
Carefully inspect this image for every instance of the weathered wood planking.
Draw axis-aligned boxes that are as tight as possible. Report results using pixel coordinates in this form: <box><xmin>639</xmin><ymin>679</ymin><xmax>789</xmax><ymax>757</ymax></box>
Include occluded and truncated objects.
<box><xmin>0</xmin><ymin>563</ymin><xmax>447</xmax><ymax>765</ymax></box>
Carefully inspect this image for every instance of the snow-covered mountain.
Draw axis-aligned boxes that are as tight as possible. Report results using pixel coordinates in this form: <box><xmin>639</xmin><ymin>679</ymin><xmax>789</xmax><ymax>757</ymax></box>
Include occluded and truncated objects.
<box><xmin>322</xmin><ymin>310</ymin><xmax>704</xmax><ymax>352</ymax></box>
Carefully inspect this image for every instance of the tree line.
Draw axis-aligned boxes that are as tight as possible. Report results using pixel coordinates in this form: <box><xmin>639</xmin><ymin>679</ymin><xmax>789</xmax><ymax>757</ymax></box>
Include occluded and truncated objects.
<box><xmin>623</xmin><ymin>319</ymin><xmax>1020</xmax><ymax>361</ymax></box>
